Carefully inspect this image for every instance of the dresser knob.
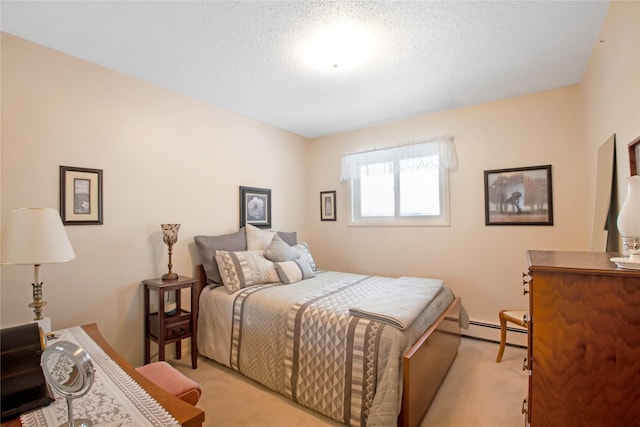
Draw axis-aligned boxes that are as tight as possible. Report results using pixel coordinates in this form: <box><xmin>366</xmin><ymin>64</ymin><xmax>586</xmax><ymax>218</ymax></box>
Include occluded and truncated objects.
<box><xmin>522</xmin><ymin>398</ymin><xmax>528</xmax><ymax>415</ymax></box>
<box><xmin>522</xmin><ymin>356</ymin><xmax>528</xmax><ymax>371</ymax></box>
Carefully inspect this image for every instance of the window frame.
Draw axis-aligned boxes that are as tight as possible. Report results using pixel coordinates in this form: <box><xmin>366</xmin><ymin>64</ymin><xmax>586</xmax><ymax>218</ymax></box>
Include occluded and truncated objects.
<box><xmin>346</xmin><ymin>154</ymin><xmax>451</xmax><ymax>227</ymax></box>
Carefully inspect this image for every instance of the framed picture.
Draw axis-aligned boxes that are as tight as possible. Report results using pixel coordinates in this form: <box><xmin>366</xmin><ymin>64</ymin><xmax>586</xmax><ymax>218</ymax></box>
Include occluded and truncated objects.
<box><xmin>60</xmin><ymin>166</ymin><xmax>103</xmax><ymax>225</ymax></box>
<box><xmin>320</xmin><ymin>191</ymin><xmax>336</xmax><ymax>221</ymax></box>
<box><xmin>629</xmin><ymin>136</ymin><xmax>640</xmax><ymax>176</ymax></box>
<box><xmin>240</xmin><ymin>186</ymin><xmax>271</xmax><ymax>228</ymax></box>
<box><xmin>484</xmin><ymin>165</ymin><xmax>553</xmax><ymax>226</ymax></box>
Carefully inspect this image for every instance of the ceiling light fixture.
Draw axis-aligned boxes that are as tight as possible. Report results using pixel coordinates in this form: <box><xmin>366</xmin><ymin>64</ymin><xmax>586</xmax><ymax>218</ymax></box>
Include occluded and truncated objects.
<box><xmin>302</xmin><ymin>24</ymin><xmax>373</xmax><ymax>72</ymax></box>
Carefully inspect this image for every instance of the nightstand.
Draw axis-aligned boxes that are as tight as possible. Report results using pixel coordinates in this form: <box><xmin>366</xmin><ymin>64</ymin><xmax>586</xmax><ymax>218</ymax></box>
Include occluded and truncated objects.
<box><xmin>143</xmin><ymin>276</ymin><xmax>198</xmax><ymax>369</ymax></box>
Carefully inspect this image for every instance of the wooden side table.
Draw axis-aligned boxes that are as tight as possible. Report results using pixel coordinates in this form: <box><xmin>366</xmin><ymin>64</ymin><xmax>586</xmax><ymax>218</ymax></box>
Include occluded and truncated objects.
<box><xmin>143</xmin><ymin>276</ymin><xmax>198</xmax><ymax>369</ymax></box>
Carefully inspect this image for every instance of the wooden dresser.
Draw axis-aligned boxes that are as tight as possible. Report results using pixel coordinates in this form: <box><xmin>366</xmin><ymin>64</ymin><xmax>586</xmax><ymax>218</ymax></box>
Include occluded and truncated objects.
<box><xmin>524</xmin><ymin>251</ymin><xmax>640</xmax><ymax>427</ymax></box>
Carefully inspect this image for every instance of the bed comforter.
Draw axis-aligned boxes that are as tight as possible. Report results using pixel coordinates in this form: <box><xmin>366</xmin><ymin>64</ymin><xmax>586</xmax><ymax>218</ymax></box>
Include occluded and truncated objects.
<box><xmin>198</xmin><ymin>271</ymin><xmax>456</xmax><ymax>427</ymax></box>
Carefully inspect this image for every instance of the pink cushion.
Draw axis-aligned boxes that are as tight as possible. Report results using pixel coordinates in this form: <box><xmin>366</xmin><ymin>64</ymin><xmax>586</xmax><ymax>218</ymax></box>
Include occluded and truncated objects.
<box><xmin>136</xmin><ymin>361</ymin><xmax>201</xmax><ymax>405</ymax></box>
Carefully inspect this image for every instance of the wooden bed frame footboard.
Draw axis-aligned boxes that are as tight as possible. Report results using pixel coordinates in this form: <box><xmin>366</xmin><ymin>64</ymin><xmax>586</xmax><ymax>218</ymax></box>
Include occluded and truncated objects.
<box><xmin>398</xmin><ymin>296</ymin><xmax>462</xmax><ymax>427</ymax></box>
<box><xmin>194</xmin><ymin>266</ymin><xmax>462</xmax><ymax>427</ymax></box>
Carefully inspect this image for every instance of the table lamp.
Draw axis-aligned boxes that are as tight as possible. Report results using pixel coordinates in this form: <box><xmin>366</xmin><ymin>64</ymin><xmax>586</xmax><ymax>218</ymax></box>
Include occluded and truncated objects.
<box><xmin>1</xmin><ymin>208</ymin><xmax>76</xmax><ymax>327</ymax></box>
<box><xmin>612</xmin><ymin>175</ymin><xmax>640</xmax><ymax>267</ymax></box>
<box><xmin>161</xmin><ymin>224</ymin><xmax>180</xmax><ymax>281</ymax></box>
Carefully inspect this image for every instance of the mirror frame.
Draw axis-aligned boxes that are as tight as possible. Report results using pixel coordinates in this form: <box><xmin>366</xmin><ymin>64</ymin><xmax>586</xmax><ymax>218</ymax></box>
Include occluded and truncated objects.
<box><xmin>41</xmin><ymin>341</ymin><xmax>94</xmax><ymax>396</ymax></box>
<box><xmin>629</xmin><ymin>136</ymin><xmax>640</xmax><ymax>176</ymax></box>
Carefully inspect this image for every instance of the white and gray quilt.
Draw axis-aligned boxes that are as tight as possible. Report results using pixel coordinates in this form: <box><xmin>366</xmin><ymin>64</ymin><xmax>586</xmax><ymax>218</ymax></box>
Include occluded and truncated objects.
<box><xmin>198</xmin><ymin>271</ymin><xmax>456</xmax><ymax>427</ymax></box>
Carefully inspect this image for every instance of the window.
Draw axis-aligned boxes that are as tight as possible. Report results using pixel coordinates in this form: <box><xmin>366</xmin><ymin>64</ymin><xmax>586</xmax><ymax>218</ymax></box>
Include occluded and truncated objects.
<box><xmin>341</xmin><ymin>137</ymin><xmax>456</xmax><ymax>226</ymax></box>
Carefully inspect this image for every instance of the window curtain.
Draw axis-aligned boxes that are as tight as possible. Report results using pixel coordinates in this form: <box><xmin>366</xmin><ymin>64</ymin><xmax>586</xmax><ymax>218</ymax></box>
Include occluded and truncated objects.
<box><xmin>340</xmin><ymin>136</ymin><xmax>457</xmax><ymax>181</ymax></box>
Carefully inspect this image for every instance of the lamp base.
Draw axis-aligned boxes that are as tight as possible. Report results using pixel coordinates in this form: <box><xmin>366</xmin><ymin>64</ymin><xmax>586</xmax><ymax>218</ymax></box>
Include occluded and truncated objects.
<box><xmin>610</xmin><ymin>246</ymin><xmax>640</xmax><ymax>269</ymax></box>
<box><xmin>628</xmin><ymin>252</ymin><xmax>640</xmax><ymax>263</ymax></box>
<box><xmin>622</xmin><ymin>236</ymin><xmax>640</xmax><ymax>257</ymax></box>
<box><xmin>162</xmin><ymin>272</ymin><xmax>179</xmax><ymax>281</ymax></box>
<box><xmin>30</xmin><ymin>317</ymin><xmax>52</xmax><ymax>334</ymax></box>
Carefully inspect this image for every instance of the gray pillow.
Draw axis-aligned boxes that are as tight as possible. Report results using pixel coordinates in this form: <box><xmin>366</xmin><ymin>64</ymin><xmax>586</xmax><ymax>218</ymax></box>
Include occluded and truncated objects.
<box><xmin>274</xmin><ymin>259</ymin><xmax>314</xmax><ymax>284</ymax></box>
<box><xmin>276</xmin><ymin>230</ymin><xmax>297</xmax><ymax>246</ymax></box>
<box><xmin>264</xmin><ymin>235</ymin><xmax>300</xmax><ymax>262</ymax></box>
<box><xmin>194</xmin><ymin>229</ymin><xmax>247</xmax><ymax>284</ymax></box>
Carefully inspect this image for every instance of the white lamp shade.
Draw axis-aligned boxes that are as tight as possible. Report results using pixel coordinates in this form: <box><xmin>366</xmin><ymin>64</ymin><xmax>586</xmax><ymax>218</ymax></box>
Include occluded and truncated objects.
<box><xmin>2</xmin><ymin>208</ymin><xmax>76</xmax><ymax>265</ymax></box>
<box><xmin>617</xmin><ymin>176</ymin><xmax>640</xmax><ymax>238</ymax></box>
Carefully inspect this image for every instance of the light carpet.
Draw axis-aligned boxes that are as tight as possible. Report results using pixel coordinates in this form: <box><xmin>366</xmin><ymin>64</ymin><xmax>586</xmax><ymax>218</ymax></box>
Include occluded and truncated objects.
<box><xmin>169</xmin><ymin>338</ymin><xmax>527</xmax><ymax>426</ymax></box>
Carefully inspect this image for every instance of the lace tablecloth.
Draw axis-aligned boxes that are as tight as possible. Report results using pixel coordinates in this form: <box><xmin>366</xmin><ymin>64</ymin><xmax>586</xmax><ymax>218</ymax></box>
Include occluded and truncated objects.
<box><xmin>20</xmin><ymin>326</ymin><xmax>180</xmax><ymax>427</ymax></box>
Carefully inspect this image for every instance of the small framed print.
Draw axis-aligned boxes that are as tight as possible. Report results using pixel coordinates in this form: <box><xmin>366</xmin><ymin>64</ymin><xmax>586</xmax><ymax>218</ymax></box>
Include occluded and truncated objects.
<box><xmin>240</xmin><ymin>186</ymin><xmax>271</xmax><ymax>228</ymax></box>
<box><xmin>60</xmin><ymin>166</ymin><xmax>103</xmax><ymax>225</ymax></box>
<box><xmin>484</xmin><ymin>165</ymin><xmax>553</xmax><ymax>226</ymax></box>
<box><xmin>320</xmin><ymin>191</ymin><xmax>336</xmax><ymax>221</ymax></box>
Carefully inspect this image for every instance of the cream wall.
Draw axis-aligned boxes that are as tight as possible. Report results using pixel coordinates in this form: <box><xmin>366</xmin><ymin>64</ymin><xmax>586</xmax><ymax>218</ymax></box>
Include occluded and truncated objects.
<box><xmin>582</xmin><ymin>0</ymin><xmax>640</xmax><ymax>217</ymax></box>
<box><xmin>1</xmin><ymin>0</ymin><xmax>638</xmax><ymax>362</ymax></box>
<box><xmin>307</xmin><ymin>86</ymin><xmax>589</xmax><ymax>332</ymax></box>
<box><xmin>0</xmin><ymin>33</ymin><xmax>309</xmax><ymax>364</ymax></box>
<box><xmin>306</xmin><ymin>0</ymin><xmax>640</xmax><ymax>336</ymax></box>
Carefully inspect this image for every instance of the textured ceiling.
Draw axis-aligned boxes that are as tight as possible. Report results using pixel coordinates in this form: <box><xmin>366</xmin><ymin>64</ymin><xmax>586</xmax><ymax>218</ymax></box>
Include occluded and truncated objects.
<box><xmin>1</xmin><ymin>1</ymin><xmax>610</xmax><ymax>138</ymax></box>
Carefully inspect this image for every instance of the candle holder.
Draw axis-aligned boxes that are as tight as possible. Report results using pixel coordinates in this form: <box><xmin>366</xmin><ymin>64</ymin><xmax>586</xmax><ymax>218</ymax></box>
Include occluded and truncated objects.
<box><xmin>161</xmin><ymin>224</ymin><xmax>180</xmax><ymax>280</ymax></box>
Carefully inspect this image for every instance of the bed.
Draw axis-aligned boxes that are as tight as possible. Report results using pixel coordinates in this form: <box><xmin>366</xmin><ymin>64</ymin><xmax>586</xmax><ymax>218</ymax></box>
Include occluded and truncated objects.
<box><xmin>193</xmin><ymin>225</ymin><xmax>466</xmax><ymax>427</ymax></box>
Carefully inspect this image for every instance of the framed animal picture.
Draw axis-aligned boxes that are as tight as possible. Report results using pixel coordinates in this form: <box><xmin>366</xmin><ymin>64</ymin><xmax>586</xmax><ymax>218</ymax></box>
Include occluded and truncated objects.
<box><xmin>484</xmin><ymin>165</ymin><xmax>553</xmax><ymax>226</ymax></box>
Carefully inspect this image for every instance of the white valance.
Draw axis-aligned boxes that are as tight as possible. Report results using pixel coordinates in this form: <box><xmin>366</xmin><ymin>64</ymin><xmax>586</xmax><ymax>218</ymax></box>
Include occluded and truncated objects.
<box><xmin>340</xmin><ymin>136</ymin><xmax>457</xmax><ymax>181</ymax></box>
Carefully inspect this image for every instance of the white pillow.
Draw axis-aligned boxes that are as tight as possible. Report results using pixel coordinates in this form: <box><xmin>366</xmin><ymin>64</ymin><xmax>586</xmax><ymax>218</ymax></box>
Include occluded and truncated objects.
<box><xmin>292</xmin><ymin>242</ymin><xmax>318</xmax><ymax>271</ymax></box>
<box><xmin>215</xmin><ymin>250</ymin><xmax>279</xmax><ymax>293</ymax></box>
<box><xmin>245</xmin><ymin>223</ymin><xmax>276</xmax><ymax>250</ymax></box>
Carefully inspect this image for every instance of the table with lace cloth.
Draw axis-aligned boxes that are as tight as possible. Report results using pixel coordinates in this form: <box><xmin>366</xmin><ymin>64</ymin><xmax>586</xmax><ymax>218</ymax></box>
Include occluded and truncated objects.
<box><xmin>12</xmin><ymin>325</ymin><xmax>203</xmax><ymax>427</ymax></box>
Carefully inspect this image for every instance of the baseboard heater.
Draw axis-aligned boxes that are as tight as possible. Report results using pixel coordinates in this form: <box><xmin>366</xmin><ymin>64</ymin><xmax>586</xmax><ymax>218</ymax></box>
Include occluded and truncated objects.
<box><xmin>462</xmin><ymin>319</ymin><xmax>527</xmax><ymax>349</ymax></box>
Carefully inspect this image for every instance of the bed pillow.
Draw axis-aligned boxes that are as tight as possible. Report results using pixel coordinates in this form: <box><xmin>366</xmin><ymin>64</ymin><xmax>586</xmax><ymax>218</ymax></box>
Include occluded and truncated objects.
<box><xmin>264</xmin><ymin>235</ymin><xmax>300</xmax><ymax>262</ymax></box>
<box><xmin>292</xmin><ymin>242</ymin><xmax>318</xmax><ymax>271</ymax></box>
<box><xmin>274</xmin><ymin>259</ymin><xmax>315</xmax><ymax>284</ymax></box>
<box><xmin>245</xmin><ymin>223</ymin><xmax>277</xmax><ymax>250</ymax></box>
<box><xmin>215</xmin><ymin>250</ymin><xmax>280</xmax><ymax>293</ymax></box>
<box><xmin>276</xmin><ymin>230</ymin><xmax>297</xmax><ymax>246</ymax></box>
<box><xmin>194</xmin><ymin>229</ymin><xmax>247</xmax><ymax>285</ymax></box>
